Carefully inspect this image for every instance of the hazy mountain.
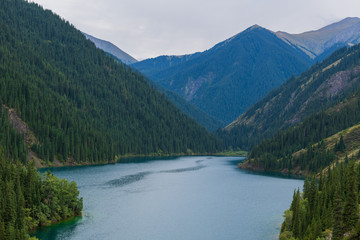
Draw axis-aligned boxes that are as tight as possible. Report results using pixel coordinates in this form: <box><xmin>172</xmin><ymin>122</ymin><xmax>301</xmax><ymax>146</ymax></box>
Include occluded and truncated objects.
<box><xmin>83</xmin><ymin>32</ymin><xmax>137</xmax><ymax>64</ymax></box>
<box><xmin>276</xmin><ymin>17</ymin><xmax>360</xmax><ymax>60</ymax></box>
<box><xmin>132</xmin><ymin>53</ymin><xmax>201</xmax><ymax>78</ymax></box>
<box><xmin>133</xmin><ymin>25</ymin><xmax>313</xmax><ymax>124</ymax></box>
<box><xmin>223</xmin><ymin>43</ymin><xmax>360</xmax><ymax>150</ymax></box>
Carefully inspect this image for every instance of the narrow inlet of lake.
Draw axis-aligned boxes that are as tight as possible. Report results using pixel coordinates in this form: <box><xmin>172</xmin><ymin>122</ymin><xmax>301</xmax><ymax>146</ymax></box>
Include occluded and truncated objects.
<box><xmin>34</xmin><ymin>156</ymin><xmax>303</xmax><ymax>240</ymax></box>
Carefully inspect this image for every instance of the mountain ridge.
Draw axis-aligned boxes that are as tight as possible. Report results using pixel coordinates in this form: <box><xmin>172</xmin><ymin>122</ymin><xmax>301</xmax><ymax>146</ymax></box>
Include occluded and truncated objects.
<box><xmin>276</xmin><ymin>17</ymin><xmax>360</xmax><ymax>60</ymax></box>
<box><xmin>83</xmin><ymin>32</ymin><xmax>138</xmax><ymax>64</ymax></box>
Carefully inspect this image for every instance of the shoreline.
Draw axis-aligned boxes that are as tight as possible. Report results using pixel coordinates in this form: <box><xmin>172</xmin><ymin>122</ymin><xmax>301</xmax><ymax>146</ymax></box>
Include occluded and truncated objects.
<box><xmin>238</xmin><ymin>159</ymin><xmax>307</xmax><ymax>179</ymax></box>
<box><xmin>35</xmin><ymin>151</ymin><xmax>247</xmax><ymax>169</ymax></box>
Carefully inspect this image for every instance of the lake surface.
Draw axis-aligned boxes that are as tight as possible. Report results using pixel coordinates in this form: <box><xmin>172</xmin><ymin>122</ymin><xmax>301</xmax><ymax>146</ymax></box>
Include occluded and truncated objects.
<box><xmin>34</xmin><ymin>156</ymin><xmax>303</xmax><ymax>240</ymax></box>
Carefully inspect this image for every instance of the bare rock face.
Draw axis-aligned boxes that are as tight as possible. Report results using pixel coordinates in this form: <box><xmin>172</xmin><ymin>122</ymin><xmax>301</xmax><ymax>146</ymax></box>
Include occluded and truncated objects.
<box><xmin>4</xmin><ymin>106</ymin><xmax>38</xmax><ymax>147</ymax></box>
<box><xmin>183</xmin><ymin>72</ymin><xmax>215</xmax><ymax>101</ymax></box>
<box><xmin>288</xmin><ymin>65</ymin><xmax>360</xmax><ymax>124</ymax></box>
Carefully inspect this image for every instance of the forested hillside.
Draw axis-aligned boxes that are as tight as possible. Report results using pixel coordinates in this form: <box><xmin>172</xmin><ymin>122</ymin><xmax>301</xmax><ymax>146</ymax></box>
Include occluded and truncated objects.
<box><xmin>280</xmin><ymin>160</ymin><xmax>360</xmax><ymax>240</ymax></box>
<box><xmin>239</xmin><ymin>89</ymin><xmax>360</xmax><ymax>174</ymax></box>
<box><xmin>274</xmin><ymin>119</ymin><xmax>360</xmax><ymax>239</ymax></box>
<box><xmin>223</xmin><ymin>44</ymin><xmax>360</xmax><ymax>150</ymax></box>
<box><xmin>0</xmin><ymin>0</ymin><xmax>222</xmax><ymax>165</ymax></box>
<box><xmin>0</xmin><ymin>107</ymin><xmax>83</xmax><ymax>239</ymax></box>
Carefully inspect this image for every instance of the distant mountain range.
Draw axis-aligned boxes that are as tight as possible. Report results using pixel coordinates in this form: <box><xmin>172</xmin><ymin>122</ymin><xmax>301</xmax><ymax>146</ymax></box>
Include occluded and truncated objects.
<box><xmin>132</xmin><ymin>18</ymin><xmax>360</xmax><ymax>125</ymax></box>
<box><xmin>83</xmin><ymin>33</ymin><xmax>138</xmax><ymax>65</ymax></box>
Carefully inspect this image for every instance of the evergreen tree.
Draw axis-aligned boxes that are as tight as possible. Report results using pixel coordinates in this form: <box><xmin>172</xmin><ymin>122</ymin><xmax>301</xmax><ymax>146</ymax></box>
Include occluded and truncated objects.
<box><xmin>291</xmin><ymin>189</ymin><xmax>302</xmax><ymax>238</ymax></box>
<box><xmin>343</xmin><ymin>161</ymin><xmax>359</xmax><ymax>232</ymax></box>
<box><xmin>333</xmin><ymin>183</ymin><xmax>344</xmax><ymax>240</ymax></box>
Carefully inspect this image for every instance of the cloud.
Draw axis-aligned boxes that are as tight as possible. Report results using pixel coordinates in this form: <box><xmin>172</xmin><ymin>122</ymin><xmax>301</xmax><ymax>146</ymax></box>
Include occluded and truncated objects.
<box><xmin>32</xmin><ymin>0</ymin><xmax>360</xmax><ymax>60</ymax></box>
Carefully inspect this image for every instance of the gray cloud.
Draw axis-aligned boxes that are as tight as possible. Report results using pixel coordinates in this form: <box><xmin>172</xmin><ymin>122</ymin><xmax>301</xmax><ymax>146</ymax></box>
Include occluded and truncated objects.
<box><xmin>31</xmin><ymin>0</ymin><xmax>360</xmax><ymax>60</ymax></box>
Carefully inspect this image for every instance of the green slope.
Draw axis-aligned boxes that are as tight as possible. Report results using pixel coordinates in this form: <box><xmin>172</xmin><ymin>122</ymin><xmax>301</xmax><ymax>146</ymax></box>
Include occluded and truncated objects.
<box><xmin>238</xmin><ymin>83</ymin><xmax>360</xmax><ymax>174</ymax></box>
<box><xmin>131</xmin><ymin>54</ymin><xmax>226</xmax><ymax>131</ymax></box>
<box><xmin>142</xmin><ymin>77</ymin><xmax>225</xmax><ymax>131</ymax></box>
<box><xmin>223</xmin><ymin>44</ymin><xmax>360</xmax><ymax>150</ymax></box>
<box><xmin>0</xmin><ymin>0</ymin><xmax>222</xmax><ymax>164</ymax></box>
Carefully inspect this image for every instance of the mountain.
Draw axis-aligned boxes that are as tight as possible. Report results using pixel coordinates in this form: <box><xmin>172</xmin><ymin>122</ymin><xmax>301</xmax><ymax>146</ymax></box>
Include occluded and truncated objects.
<box><xmin>276</xmin><ymin>17</ymin><xmax>360</xmax><ymax>60</ymax></box>
<box><xmin>83</xmin><ymin>32</ymin><xmax>137</xmax><ymax>64</ymax></box>
<box><xmin>132</xmin><ymin>53</ymin><xmax>201</xmax><ymax>78</ymax></box>
<box><xmin>224</xmin><ymin>43</ymin><xmax>360</xmax><ymax>150</ymax></box>
<box><xmin>133</xmin><ymin>25</ymin><xmax>313</xmax><ymax>124</ymax></box>
<box><xmin>131</xmin><ymin>54</ymin><xmax>228</xmax><ymax>131</ymax></box>
<box><xmin>82</xmin><ymin>35</ymin><xmax>223</xmax><ymax>131</ymax></box>
<box><xmin>153</xmin><ymin>84</ymin><xmax>225</xmax><ymax>131</ymax></box>
<box><xmin>0</xmin><ymin>0</ymin><xmax>222</xmax><ymax>165</ymax></box>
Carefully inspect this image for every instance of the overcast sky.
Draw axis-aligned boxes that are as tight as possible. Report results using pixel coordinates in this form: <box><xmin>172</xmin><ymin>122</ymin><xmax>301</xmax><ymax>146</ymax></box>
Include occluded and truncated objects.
<box><xmin>31</xmin><ymin>0</ymin><xmax>360</xmax><ymax>60</ymax></box>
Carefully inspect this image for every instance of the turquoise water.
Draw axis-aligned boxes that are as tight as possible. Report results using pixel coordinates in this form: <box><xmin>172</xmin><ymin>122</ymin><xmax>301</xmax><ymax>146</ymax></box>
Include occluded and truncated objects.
<box><xmin>34</xmin><ymin>156</ymin><xmax>303</xmax><ymax>240</ymax></box>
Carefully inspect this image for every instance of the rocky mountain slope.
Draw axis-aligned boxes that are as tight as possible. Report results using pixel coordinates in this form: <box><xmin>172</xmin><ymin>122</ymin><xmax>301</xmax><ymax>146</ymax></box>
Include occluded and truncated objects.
<box><xmin>83</xmin><ymin>32</ymin><xmax>137</xmax><ymax>64</ymax></box>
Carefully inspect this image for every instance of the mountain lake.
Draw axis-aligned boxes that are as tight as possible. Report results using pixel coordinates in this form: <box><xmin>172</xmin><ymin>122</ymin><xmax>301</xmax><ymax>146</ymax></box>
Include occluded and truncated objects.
<box><xmin>34</xmin><ymin>156</ymin><xmax>303</xmax><ymax>240</ymax></box>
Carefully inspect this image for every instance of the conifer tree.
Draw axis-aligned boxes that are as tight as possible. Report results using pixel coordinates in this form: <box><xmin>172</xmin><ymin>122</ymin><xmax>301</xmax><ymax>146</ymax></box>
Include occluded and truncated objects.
<box><xmin>332</xmin><ymin>183</ymin><xmax>344</xmax><ymax>240</ymax></box>
<box><xmin>291</xmin><ymin>189</ymin><xmax>301</xmax><ymax>238</ymax></box>
<box><xmin>343</xmin><ymin>161</ymin><xmax>359</xmax><ymax>232</ymax></box>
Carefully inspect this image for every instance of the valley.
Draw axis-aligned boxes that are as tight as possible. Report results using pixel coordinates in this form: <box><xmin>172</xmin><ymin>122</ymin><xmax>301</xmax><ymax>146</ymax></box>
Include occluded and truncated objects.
<box><xmin>1</xmin><ymin>0</ymin><xmax>360</xmax><ymax>239</ymax></box>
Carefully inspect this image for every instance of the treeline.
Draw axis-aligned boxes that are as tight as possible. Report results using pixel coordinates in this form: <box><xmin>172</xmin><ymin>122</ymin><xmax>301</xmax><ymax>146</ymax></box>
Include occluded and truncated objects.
<box><xmin>247</xmin><ymin>94</ymin><xmax>360</xmax><ymax>173</ymax></box>
<box><xmin>0</xmin><ymin>108</ymin><xmax>82</xmax><ymax>239</ymax></box>
<box><xmin>0</xmin><ymin>0</ymin><xmax>222</xmax><ymax>165</ymax></box>
<box><xmin>280</xmin><ymin>160</ymin><xmax>360</xmax><ymax>240</ymax></box>
<box><xmin>0</xmin><ymin>159</ymin><xmax>83</xmax><ymax>240</ymax></box>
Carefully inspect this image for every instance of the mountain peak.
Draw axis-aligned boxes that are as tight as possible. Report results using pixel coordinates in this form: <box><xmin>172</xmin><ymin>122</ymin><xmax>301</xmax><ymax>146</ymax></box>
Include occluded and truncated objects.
<box><xmin>245</xmin><ymin>24</ymin><xmax>266</xmax><ymax>32</ymax></box>
<box><xmin>250</xmin><ymin>24</ymin><xmax>261</xmax><ymax>29</ymax></box>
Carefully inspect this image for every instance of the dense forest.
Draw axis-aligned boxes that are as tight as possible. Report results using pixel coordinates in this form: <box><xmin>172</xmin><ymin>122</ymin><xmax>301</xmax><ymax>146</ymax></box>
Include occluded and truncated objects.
<box><xmin>0</xmin><ymin>0</ymin><xmax>222</xmax><ymax>166</ymax></box>
<box><xmin>280</xmin><ymin>159</ymin><xmax>360</xmax><ymax>240</ymax></box>
<box><xmin>246</xmin><ymin>92</ymin><xmax>360</xmax><ymax>173</ymax></box>
<box><xmin>0</xmin><ymin>107</ymin><xmax>82</xmax><ymax>239</ymax></box>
